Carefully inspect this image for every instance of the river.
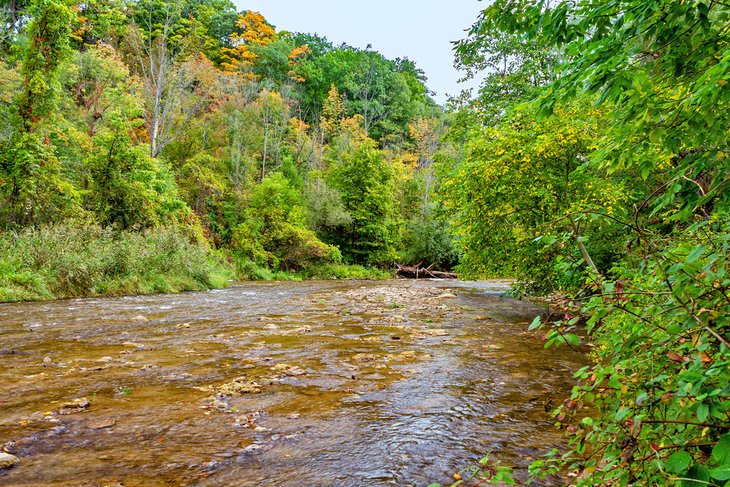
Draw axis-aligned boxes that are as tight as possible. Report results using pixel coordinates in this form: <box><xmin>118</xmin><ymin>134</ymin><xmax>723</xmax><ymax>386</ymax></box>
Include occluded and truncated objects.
<box><xmin>0</xmin><ymin>279</ymin><xmax>585</xmax><ymax>486</ymax></box>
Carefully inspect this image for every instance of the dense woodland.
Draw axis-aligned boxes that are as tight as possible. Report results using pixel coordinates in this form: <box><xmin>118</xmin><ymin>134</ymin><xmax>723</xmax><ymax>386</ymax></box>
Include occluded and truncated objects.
<box><xmin>0</xmin><ymin>0</ymin><xmax>454</xmax><ymax>300</ymax></box>
<box><xmin>1</xmin><ymin>0</ymin><xmax>729</xmax><ymax>485</ymax></box>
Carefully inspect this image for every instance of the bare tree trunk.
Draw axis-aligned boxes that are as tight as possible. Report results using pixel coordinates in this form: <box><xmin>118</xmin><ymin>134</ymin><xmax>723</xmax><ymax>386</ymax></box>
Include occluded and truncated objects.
<box><xmin>128</xmin><ymin>5</ymin><xmax>209</xmax><ymax>158</ymax></box>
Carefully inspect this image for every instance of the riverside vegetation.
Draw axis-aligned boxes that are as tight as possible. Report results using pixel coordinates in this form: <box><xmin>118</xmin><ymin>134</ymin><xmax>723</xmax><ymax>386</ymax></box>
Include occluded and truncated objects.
<box><xmin>0</xmin><ymin>0</ymin><xmax>446</xmax><ymax>300</ymax></box>
<box><xmin>1</xmin><ymin>0</ymin><xmax>729</xmax><ymax>486</ymax></box>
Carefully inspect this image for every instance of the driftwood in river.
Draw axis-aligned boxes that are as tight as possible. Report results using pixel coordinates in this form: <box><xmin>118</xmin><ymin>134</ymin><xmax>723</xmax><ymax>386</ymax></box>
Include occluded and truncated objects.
<box><xmin>395</xmin><ymin>262</ymin><xmax>457</xmax><ymax>279</ymax></box>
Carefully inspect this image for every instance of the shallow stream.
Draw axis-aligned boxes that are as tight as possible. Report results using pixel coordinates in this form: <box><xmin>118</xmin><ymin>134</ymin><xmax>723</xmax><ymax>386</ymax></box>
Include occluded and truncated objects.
<box><xmin>0</xmin><ymin>280</ymin><xmax>585</xmax><ymax>486</ymax></box>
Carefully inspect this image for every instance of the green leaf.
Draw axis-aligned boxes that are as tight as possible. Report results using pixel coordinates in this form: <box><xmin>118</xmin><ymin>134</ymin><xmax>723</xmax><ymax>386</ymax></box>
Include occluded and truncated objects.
<box><xmin>564</xmin><ymin>333</ymin><xmax>580</xmax><ymax>346</ymax></box>
<box><xmin>681</xmin><ymin>464</ymin><xmax>711</xmax><ymax>486</ymax></box>
<box><xmin>528</xmin><ymin>316</ymin><xmax>542</xmax><ymax>331</ymax></box>
<box><xmin>696</xmin><ymin>403</ymin><xmax>709</xmax><ymax>422</ymax></box>
<box><xmin>712</xmin><ymin>435</ymin><xmax>730</xmax><ymax>464</ymax></box>
<box><xmin>666</xmin><ymin>451</ymin><xmax>692</xmax><ymax>474</ymax></box>
<box><xmin>685</xmin><ymin>245</ymin><xmax>705</xmax><ymax>264</ymax></box>
<box><xmin>708</xmin><ymin>465</ymin><xmax>730</xmax><ymax>481</ymax></box>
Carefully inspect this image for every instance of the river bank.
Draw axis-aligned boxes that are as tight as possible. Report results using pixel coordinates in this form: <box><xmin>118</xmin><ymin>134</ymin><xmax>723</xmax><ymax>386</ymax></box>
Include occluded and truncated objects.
<box><xmin>0</xmin><ymin>226</ymin><xmax>392</xmax><ymax>303</ymax></box>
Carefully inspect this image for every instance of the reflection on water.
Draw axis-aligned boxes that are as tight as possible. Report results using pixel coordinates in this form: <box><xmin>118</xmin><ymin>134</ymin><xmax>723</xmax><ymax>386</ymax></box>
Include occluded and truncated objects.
<box><xmin>0</xmin><ymin>280</ymin><xmax>585</xmax><ymax>486</ymax></box>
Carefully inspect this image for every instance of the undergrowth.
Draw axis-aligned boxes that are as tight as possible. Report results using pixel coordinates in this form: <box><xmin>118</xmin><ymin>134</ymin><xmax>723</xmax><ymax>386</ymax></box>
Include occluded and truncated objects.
<box><xmin>0</xmin><ymin>224</ymin><xmax>233</xmax><ymax>301</ymax></box>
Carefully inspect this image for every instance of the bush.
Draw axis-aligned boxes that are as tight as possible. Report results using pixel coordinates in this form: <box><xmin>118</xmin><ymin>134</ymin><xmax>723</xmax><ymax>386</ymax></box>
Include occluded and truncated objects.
<box><xmin>400</xmin><ymin>215</ymin><xmax>459</xmax><ymax>270</ymax></box>
<box><xmin>0</xmin><ymin>224</ymin><xmax>233</xmax><ymax>301</ymax></box>
<box><xmin>231</xmin><ymin>172</ymin><xmax>341</xmax><ymax>274</ymax></box>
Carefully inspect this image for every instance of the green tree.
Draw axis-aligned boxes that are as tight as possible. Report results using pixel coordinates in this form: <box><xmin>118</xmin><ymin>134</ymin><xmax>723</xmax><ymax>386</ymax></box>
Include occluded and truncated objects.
<box><xmin>232</xmin><ymin>172</ymin><xmax>340</xmax><ymax>272</ymax></box>
<box><xmin>0</xmin><ymin>0</ymin><xmax>79</xmax><ymax>228</ymax></box>
<box><xmin>327</xmin><ymin>137</ymin><xmax>399</xmax><ymax>265</ymax></box>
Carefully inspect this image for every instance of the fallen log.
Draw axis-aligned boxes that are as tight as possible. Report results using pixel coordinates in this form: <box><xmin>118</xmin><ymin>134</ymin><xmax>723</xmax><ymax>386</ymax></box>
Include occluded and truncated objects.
<box><xmin>395</xmin><ymin>262</ymin><xmax>457</xmax><ymax>279</ymax></box>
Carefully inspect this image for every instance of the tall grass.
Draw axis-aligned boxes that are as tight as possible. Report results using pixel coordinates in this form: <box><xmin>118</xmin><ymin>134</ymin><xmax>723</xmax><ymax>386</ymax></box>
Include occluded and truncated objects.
<box><xmin>0</xmin><ymin>225</ymin><xmax>234</xmax><ymax>302</ymax></box>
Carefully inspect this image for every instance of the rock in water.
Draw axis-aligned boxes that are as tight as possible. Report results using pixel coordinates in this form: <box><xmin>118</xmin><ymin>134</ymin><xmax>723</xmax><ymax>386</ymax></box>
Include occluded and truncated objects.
<box><xmin>216</xmin><ymin>377</ymin><xmax>262</xmax><ymax>395</ymax></box>
<box><xmin>89</xmin><ymin>419</ymin><xmax>116</xmax><ymax>430</ymax></box>
<box><xmin>59</xmin><ymin>397</ymin><xmax>91</xmax><ymax>415</ymax></box>
<box><xmin>131</xmin><ymin>315</ymin><xmax>149</xmax><ymax>322</ymax></box>
<box><xmin>0</xmin><ymin>452</ymin><xmax>19</xmax><ymax>469</ymax></box>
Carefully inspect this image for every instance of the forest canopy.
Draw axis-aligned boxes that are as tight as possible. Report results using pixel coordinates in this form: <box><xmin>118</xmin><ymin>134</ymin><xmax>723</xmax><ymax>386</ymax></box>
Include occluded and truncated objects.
<box><xmin>0</xmin><ymin>0</ymin><xmax>451</xmax><ymax>295</ymax></box>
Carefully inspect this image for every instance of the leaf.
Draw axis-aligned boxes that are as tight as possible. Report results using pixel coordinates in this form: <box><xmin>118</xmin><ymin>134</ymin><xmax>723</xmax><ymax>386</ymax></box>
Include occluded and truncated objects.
<box><xmin>708</xmin><ymin>465</ymin><xmax>730</xmax><ymax>481</ymax></box>
<box><xmin>668</xmin><ymin>351</ymin><xmax>683</xmax><ymax>363</ymax></box>
<box><xmin>696</xmin><ymin>403</ymin><xmax>709</xmax><ymax>422</ymax></box>
<box><xmin>528</xmin><ymin>316</ymin><xmax>542</xmax><ymax>331</ymax></box>
<box><xmin>681</xmin><ymin>464</ymin><xmax>711</xmax><ymax>486</ymax></box>
<box><xmin>564</xmin><ymin>333</ymin><xmax>581</xmax><ymax>346</ymax></box>
<box><xmin>666</xmin><ymin>451</ymin><xmax>692</xmax><ymax>474</ymax></box>
<box><xmin>685</xmin><ymin>245</ymin><xmax>705</xmax><ymax>264</ymax></box>
<box><xmin>712</xmin><ymin>434</ymin><xmax>730</xmax><ymax>464</ymax></box>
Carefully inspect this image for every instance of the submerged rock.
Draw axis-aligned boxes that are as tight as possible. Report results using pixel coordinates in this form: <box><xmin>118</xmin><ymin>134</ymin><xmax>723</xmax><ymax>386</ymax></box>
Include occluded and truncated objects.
<box><xmin>271</xmin><ymin>364</ymin><xmax>306</xmax><ymax>376</ymax></box>
<box><xmin>130</xmin><ymin>315</ymin><xmax>149</xmax><ymax>322</ymax></box>
<box><xmin>351</xmin><ymin>353</ymin><xmax>379</xmax><ymax>363</ymax></box>
<box><xmin>217</xmin><ymin>377</ymin><xmax>262</xmax><ymax>395</ymax></box>
<box><xmin>0</xmin><ymin>452</ymin><xmax>19</xmax><ymax>469</ymax></box>
<box><xmin>421</xmin><ymin>328</ymin><xmax>448</xmax><ymax>337</ymax></box>
<box><xmin>89</xmin><ymin>419</ymin><xmax>116</xmax><ymax>430</ymax></box>
<box><xmin>436</xmin><ymin>293</ymin><xmax>457</xmax><ymax>299</ymax></box>
<box><xmin>58</xmin><ymin>397</ymin><xmax>91</xmax><ymax>415</ymax></box>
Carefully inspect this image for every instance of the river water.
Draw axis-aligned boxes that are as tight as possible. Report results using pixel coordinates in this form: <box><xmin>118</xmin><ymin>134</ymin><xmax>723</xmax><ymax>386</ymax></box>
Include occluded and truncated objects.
<box><xmin>0</xmin><ymin>280</ymin><xmax>585</xmax><ymax>486</ymax></box>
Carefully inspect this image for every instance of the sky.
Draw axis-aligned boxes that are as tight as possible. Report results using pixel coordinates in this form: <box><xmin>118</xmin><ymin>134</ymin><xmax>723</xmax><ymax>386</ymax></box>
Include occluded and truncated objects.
<box><xmin>232</xmin><ymin>1</ymin><xmax>486</xmax><ymax>104</ymax></box>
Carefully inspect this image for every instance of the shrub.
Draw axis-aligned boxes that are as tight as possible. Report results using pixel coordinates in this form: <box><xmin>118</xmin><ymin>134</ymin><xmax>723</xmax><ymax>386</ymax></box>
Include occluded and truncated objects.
<box><xmin>0</xmin><ymin>224</ymin><xmax>233</xmax><ymax>301</ymax></box>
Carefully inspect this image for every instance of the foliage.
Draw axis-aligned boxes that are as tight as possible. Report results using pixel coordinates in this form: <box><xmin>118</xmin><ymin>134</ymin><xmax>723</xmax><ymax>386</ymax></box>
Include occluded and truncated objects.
<box><xmin>327</xmin><ymin>138</ymin><xmax>400</xmax><ymax>265</ymax></box>
<box><xmin>293</xmin><ymin>263</ymin><xmax>392</xmax><ymax>280</ymax></box>
<box><xmin>427</xmin><ymin>454</ymin><xmax>515</xmax><ymax>487</ymax></box>
<box><xmin>17</xmin><ymin>0</ymin><xmax>74</xmax><ymax>128</ymax></box>
<box><xmin>0</xmin><ymin>0</ymin><xmax>448</xmax><ymax>300</ymax></box>
<box><xmin>400</xmin><ymin>215</ymin><xmax>458</xmax><ymax>270</ymax></box>
<box><xmin>231</xmin><ymin>172</ymin><xmax>341</xmax><ymax>273</ymax></box>
<box><xmin>441</xmin><ymin>100</ymin><xmax>627</xmax><ymax>288</ymax></box>
<box><xmin>531</xmin><ymin>218</ymin><xmax>730</xmax><ymax>486</ymax></box>
<box><xmin>0</xmin><ymin>224</ymin><xmax>233</xmax><ymax>301</ymax></box>
<box><xmin>457</xmin><ymin>0</ymin><xmax>730</xmax><ymax>485</ymax></box>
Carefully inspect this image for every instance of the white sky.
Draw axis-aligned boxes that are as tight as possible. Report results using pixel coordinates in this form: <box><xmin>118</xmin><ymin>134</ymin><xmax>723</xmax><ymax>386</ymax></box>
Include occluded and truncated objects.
<box><xmin>232</xmin><ymin>1</ymin><xmax>487</xmax><ymax>104</ymax></box>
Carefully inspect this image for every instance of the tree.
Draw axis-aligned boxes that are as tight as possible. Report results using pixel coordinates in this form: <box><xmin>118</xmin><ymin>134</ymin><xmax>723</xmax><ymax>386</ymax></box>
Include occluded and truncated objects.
<box><xmin>327</xmin><ymin>137</ymin><xmax>399</xmax><ymax>265</ymax></box>
<box><xmin>127</xmin><ymin>1</ymin><xmax>214</xmax><ymax>157</ymax></box>
<box><xmin>256</xmin><ymin>89</ymin><xmax>289</xmax><ymax>179</ymax></box>
<box><xmin>231</xmin><ymin>172</ymin><xmax>340</xmax><ymax>272</ymax></box>
<box><xmin>0</xmin><ymin>0</ymin><xmax>79</xmax><ymax>227</ymax></box>
<box><xmin>221</xmin><ymin>10</ymin><xmax>276</xmax><ymax>74</ymax></box>
<box><xmin>442</xmin><ymin>101</ymin><xmax>626</xmax><ymax>285</ymax></box>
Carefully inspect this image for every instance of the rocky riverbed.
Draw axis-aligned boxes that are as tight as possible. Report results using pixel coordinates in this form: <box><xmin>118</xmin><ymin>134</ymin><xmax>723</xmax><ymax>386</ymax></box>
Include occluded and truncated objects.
<box><xmin>0</xmin><ymin>279</ymin><xmax>586</xmax><ymax>486</ymax></box>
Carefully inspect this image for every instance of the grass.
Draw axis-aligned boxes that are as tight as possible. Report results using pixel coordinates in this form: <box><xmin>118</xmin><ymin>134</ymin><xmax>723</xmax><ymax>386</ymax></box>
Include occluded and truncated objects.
<box><xmin>0</xmin><ymin>226</ymin><xmax>396</xmax><ymax>303</ymax></box>
<box><xmin>0</xmin><ymin>224</ymin><xmax>234</xmax><ymax>302</ymax></box>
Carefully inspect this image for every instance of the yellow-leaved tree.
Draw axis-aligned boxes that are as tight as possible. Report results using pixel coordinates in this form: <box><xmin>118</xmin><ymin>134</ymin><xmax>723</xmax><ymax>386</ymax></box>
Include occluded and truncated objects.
<box><xmin>221</xmin><ymin>10</ymin><xmax>276</xmax><ymax>75</ymax></box>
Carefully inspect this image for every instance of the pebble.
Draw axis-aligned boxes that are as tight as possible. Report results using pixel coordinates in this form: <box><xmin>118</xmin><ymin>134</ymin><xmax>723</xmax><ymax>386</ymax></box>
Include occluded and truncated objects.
<box><xmin>0</xmin><ymin>452</ymin><xmax>19</xmax><ymax>469</ymax></box>
<box><xmin>131</xmin><ymin>315</ymin><xmax>149</xmax><ymax>322</ymax></box>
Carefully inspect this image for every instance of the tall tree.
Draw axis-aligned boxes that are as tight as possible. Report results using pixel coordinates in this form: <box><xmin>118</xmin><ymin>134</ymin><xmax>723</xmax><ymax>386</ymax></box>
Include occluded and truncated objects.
<box><xmin>0</xmin><ymin>0</ymin><xmax>79</xmax><ymax>227</ymax></box>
